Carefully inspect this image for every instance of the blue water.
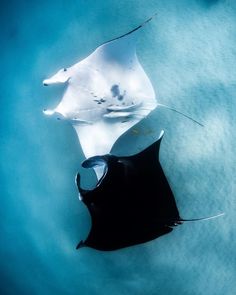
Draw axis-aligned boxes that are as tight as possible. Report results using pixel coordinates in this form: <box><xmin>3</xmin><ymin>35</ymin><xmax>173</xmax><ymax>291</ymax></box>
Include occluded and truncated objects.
<box><xmin>1</xmin><ymin>0</ymin><xmax>236</xmax><ymax>294</ymax></box>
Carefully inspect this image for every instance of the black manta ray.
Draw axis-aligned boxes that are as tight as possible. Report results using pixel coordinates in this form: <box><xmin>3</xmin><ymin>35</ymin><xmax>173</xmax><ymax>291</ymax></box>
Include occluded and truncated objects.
<box><xmin>76</xmin><ymin>131</ymin><xmax>181</xmax><ymax>250</ymax></box>
<box><xmin>76</xmin><ymin>131</ymin><xmax>222</xmax><ymax>251</ymax></box>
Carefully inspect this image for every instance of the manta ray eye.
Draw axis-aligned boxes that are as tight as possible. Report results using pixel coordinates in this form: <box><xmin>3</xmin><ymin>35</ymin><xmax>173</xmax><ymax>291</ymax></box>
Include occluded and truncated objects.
<box><xmin>63</xmin><ymin>68</ymin><xmax>67</xmax><ymax>72</ymax></box>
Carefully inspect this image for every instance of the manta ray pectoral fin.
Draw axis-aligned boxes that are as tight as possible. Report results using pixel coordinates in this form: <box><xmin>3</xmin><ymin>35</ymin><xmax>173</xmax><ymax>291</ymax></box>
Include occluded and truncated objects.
<box><xmin>157</xmin><ymin>103</ymin><xmax>204</xmax><ymax>127</ymax></box>
<box><xmin>94</xmin><ymin>13</ymin><xmax>157</xmax><ymax>65</ymax></box>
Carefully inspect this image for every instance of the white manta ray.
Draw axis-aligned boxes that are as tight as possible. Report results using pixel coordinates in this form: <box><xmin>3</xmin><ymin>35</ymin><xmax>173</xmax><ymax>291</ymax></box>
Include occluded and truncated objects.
<box><xmin>43</xmin><ymin>16</ymin><xmax>157</xmax><ymax>159</ymax></box>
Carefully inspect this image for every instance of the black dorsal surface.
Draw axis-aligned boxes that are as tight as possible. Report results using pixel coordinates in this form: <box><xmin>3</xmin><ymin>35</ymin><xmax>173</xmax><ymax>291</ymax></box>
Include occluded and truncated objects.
<box><xmin>76</xmin><ymin>134</ymin><xmax>181</xmax><ymax>251</ymax></box>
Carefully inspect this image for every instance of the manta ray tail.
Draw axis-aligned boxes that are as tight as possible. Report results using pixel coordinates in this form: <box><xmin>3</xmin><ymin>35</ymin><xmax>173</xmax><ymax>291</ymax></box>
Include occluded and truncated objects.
<box><xmin>180</xmin><ymin>212</ymin><xmax>225</xmax><ymax>222</ymax></box>
<box><xmin>157</xmin><ymin>103</ymin><xmax>204</xmax><ymax>127</ymax></box>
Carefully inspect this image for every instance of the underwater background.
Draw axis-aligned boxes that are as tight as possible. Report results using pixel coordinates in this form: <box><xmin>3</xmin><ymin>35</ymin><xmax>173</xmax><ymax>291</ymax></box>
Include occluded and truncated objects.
<box><xmin>1</xmin><ymin>0</ymin><xmax>236</xmax><ymax>294</ymax></box>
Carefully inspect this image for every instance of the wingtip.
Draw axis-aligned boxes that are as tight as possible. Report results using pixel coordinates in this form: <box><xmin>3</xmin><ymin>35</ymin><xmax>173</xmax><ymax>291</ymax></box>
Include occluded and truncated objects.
<box><xmin>102</xmin><ymin>12</ymin><xmax>157</xmax><ymax>45</ymax></box>
<box><xmin>76</xmin><ymin>240</ymin><xmax>85</xmax><ymax>250</ymax></box>
<box><xmin>144</xmin><ymin>12</ymin><xmax>158</xmax><ymax>24</ymax></box>
<box><xmin>159</xmin><ymin>129</ymin><xmax>165</xmax><ymax>139</ymax></box>
<box><xmin>137</xmin><ymin>12</ymin><xmax>158</xmax><ymax>31</ymax></box>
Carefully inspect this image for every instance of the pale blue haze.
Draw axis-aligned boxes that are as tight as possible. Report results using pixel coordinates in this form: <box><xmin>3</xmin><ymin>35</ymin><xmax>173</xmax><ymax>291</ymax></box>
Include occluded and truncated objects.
<box><xmin>0</xmin><ymin>0</ymin><xmax>235</xmax><ymax>294</ymax></box>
